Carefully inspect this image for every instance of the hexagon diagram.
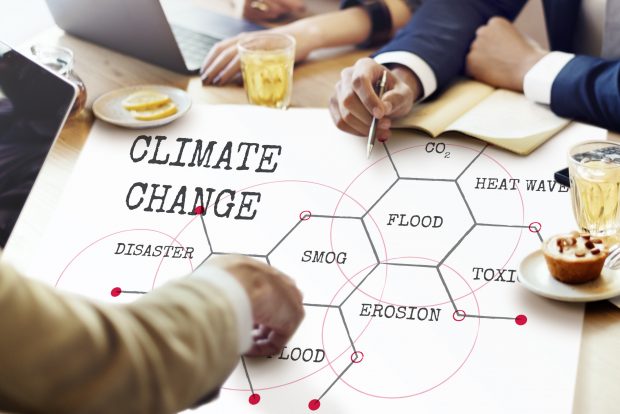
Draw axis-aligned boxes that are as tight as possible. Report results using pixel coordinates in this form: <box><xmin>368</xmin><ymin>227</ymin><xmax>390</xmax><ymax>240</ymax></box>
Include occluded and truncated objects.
<box><xmin>104</xmin><ymin>138</ymin><xmax>540</xmax><ymax>413</ymax></box>
<box><xmin>269</xmin><ymin>215</ymin><xmax>378</xmax><ymax>305</ymax></box>
<box><xmin>362</xmin><ymin>180</ymin><xmax>474</xmax><ymax>266</ymax></box>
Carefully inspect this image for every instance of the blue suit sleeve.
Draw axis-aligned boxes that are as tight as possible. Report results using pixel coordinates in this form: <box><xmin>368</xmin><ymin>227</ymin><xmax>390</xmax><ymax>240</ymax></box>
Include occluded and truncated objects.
<box><xmin>551</xmin><ymin>56</ymin><xmax>620</xmax><ymax>132</ymax></box>
<box><xmin>375</xmin><ymin>0</ymin><xmax>527</xmax><ymax>92</ymax></box>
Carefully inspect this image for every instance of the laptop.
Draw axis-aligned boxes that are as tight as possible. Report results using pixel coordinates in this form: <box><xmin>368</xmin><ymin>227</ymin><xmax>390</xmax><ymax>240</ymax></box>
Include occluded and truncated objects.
<box><xmin>0</xmin><ymin>41</ymin><xmax>77</xmax><ymax>248</ymax></box>
<box><xmin>45</xmin><ymin>0</ymin><xmax>264</xmax><ymax>74</ymax></box>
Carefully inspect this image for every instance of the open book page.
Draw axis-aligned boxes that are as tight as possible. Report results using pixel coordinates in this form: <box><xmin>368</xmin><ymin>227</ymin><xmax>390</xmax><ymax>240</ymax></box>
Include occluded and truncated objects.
<box><xmin>393</xmin><ymin>79</ymin><xmax>494</xmax><ymax>136</ymax></box>
<box><xmin>445</xmin><ymin>89</ymin><xmax>570</xmax><ymax>154</ymax></box>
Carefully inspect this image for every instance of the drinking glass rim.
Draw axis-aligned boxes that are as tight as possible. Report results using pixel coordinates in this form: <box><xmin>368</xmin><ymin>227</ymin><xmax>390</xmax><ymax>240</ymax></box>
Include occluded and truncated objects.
<box><xmin>30</xmin><ymin>44</ymin><xmax>75</xmax><ymax>71</ymax></box>
<box><xmin>567</xmin><ymin>140</ymin><xmax>620</xmax><ymax>168</ymax></box>
<box><xmin>237</xmin><ymin>33</ymin><xmax>296</xmax><ymax>54</ymax></box>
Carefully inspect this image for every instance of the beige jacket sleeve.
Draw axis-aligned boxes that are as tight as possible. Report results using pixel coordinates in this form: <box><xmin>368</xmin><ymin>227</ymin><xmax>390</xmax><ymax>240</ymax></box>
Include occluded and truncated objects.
<box><xmin>0</xmin><ymin>262</ymin><xmax>244</xmax><ymax>414</ymax></box>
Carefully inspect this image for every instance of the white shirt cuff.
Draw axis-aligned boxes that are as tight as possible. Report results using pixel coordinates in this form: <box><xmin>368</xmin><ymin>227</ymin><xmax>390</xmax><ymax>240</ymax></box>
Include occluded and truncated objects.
<box><xmin>192</xmin><ymin>266</ymin><xmax>253</xmax><ymax>354</ymax></box>
<box><xmin>523</xmin><ymin>51</ymin><xmax>575</xmax><ymax>105</ymax></box>
<box><xmin>374</xmin><ymin>51</ymin><xmax>437</xmax><ymax>99</ymax></box>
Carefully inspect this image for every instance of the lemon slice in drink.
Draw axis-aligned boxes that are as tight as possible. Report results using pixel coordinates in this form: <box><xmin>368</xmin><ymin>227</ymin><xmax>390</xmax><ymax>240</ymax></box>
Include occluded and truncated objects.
<box><xmin>131</xmin><ymin>101</ymin><xmax>178</xmax><ymax>121</ymax></box>
<box><xmin>122</xmin><ymin>90</ymin><xmax>172</xmax><ymax>111</ymax></box>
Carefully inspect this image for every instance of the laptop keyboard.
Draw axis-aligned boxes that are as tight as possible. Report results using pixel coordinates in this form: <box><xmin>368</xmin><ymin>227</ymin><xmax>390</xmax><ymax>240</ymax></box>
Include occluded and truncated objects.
<box><xmin>171</xmin><ymin>25</ymin><xmax>220</xmax><ymax>70</ymax></box>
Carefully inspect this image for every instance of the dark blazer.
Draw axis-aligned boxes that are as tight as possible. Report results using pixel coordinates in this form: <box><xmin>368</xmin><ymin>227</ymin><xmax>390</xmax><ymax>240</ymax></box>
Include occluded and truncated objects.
<box><xmin>375</xmin><ymin>0</ymin><xmax>620</xmax><ymax>131</ymax></box>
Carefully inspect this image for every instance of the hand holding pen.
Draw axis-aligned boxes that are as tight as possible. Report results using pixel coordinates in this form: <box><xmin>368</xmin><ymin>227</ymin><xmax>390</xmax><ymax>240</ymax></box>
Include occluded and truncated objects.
<box><xmin>329</xmin><ymin>58</ymin><xmax>423</xmax><ymax>146</ymax></box>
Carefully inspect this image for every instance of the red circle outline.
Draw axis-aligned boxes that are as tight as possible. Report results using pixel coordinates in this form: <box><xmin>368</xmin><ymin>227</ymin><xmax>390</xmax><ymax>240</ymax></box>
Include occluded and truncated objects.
<box><xmin>328</xmin><ymin>143</ymin><xmax>527</xmax><ymax>306</ymax></box>
<box><xmin>321</xmin><ymin>257</ymin><xmax>481</xmax><ymax>400</ymax></box>
<box><xmin>453</xmin><ymin>309</ymin><xmax>467</xmax><ymax>322</ymax></box>
<box><xmin>529</xmin><ymin>222</ymin><xmax>542</xmax><ymax>233</ymax></box>
<box><xmin>351</xmin><ymin>351</ymin><xmax>364</xmax><ymax>364</ymax></box>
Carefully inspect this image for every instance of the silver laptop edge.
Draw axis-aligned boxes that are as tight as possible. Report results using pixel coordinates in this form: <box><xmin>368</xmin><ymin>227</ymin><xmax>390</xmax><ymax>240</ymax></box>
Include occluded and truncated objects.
<box><xmin>45</xmin><ymin>0</ymin><xmax>263</xmax><ymax>73</ymax></box>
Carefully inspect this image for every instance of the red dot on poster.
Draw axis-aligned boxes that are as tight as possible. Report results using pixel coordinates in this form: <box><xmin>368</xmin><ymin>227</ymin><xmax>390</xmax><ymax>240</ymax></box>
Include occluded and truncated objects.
<box><xmin>194</xmin><ymin>206</ymin><xmax>205</xmax><ymax>215</ymax></box>
<box><xmin>110</xmin><ymin>287</ymin><xmax>122</xmax><ymax>297</ymax></box>
<box><xmin>308</xmin><ymin>399</ymin><xmax>321</xmax><ymax>411</ymax></box>
<box><xmin>248</xmin><ymin>394</ymin><xmax>260</xmax><ymax>405</ymax></box>
<box><xmin>515</xmin><ymin>314</ymin><xmax>527</xmax><ymax>326</ymax></box>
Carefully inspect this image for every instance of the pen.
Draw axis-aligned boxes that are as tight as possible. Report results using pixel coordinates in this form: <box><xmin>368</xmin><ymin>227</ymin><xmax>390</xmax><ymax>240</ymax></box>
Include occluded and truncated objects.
<box><xmin>366</xmin><ymin>70</ymin><xmax>388</xmax><ymax>159</ymax></box>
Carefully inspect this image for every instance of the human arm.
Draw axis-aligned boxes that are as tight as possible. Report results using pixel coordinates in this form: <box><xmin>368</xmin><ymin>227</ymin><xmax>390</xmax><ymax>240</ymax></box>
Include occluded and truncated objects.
<box><xmin>234</xmin><ymin>0</ymin><xmax>306</xmax><ymax>22</ymax></box>
<box><xmin>549</xmin><ymin>56</ymin><xmax>620</xmax><ymax>131</ymax></box>
<box><xmin>201</xmin><ymin>0</ymin><xmax>413</xmax><ymax>85</ymax></box>
<box><xmin>0</xmin><ymin>256</ymin><xmax>303</xmax><ymax>413</ymax></box>
<box><xmin>330</xmin><ymin>0</ymin><xmax>527</xmax><ymax>138</ymax></box>
<box><xmin>329</xmin><ymin>58</ymin><xmax>421</xmax><ymax>141</ymax></box>
<box><xmin>465</xmin><ymin>16</ymin><xmax>620</xmax><ymax>132</ymax></box>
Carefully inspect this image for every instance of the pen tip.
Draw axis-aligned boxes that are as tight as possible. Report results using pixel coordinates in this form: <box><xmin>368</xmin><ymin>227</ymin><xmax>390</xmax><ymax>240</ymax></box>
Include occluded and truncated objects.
<box><xmin>367</xmin><ymin>145</ymin><xmax>373</xmax><ymax>159</ymax></box>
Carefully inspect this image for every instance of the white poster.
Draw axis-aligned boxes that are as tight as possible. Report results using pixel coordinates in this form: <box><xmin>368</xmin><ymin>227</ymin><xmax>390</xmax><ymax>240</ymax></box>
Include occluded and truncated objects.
<box><xmin>29</xmin><ymin>105</ymin><xmax>590</xmax><ymax>413</ymax></box>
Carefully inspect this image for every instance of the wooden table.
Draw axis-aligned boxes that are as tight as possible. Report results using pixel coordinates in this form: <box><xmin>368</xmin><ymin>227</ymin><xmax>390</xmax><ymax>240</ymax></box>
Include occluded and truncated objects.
<box><xmin>5</xmin><ymin>2</ymin><xmax>620</xmax><ymax>413</ymax></box>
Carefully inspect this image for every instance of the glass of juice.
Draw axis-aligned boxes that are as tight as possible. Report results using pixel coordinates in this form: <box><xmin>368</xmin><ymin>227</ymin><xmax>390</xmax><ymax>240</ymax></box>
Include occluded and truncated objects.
<box><xmin>238</xmin><ymin>33</ymin><xmax>295</xmax><ymax>109</ymax></box>
<box><xmin>568</xmin><ymin>141</ymin><xmax>620</xmax><ymax>237</ymax></box>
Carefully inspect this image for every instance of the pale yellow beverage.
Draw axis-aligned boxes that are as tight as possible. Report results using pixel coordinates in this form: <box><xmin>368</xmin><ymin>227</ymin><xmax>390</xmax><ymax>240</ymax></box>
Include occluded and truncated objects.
<box><xmin>569</xmin><ymin>142</ymin><xmax>620</xmax><ymax>237</ymax></box>
<box><xmin>238</xmin><ymin>33</ymin><xmax>295</xmax><ymax>109</ymax></box>
<box><xmin>240</xmin><ymin>53</ymin><xmax>293</xmax><ymax>108</ymax></box>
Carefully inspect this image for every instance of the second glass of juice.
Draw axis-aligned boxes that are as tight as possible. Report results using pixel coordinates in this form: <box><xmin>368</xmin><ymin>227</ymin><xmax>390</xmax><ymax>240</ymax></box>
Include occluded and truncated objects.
<box><xmin>568</xmin><ymin>141</ymin><xmax>620</xmax><ymax>237</ymax></box>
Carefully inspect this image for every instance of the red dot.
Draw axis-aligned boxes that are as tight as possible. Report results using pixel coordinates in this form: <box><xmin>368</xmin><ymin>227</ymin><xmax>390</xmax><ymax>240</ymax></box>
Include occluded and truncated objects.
<box><xmin>248</xmin><ymin>394</ymin><xmax>260</xmax><ymax>405</ymax></box>
<box><xmin>194</xmin><ymin>205</ymin><xmax>205</xmax><ymax>215</ymax></box>
<box><xmin>110</xmin><ymin>287</ymin><xmax>122</xmax><ymax>297</ymax></box>
<box><xmin>308</xmin><ymin>399</ymin><xmax>321</xmax><ymax>411</ymax></box>
<box><xmin>515</xmin><ymin>314</ymin><xmax>527</xmax><ymax>325</ymax></box>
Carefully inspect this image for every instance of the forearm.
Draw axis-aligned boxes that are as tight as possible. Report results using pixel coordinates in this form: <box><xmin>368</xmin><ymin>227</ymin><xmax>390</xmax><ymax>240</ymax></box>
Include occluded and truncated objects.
<box><xmin>391</xmin><ymin>64</ymin><xmax>422</xmax><ymax>101</ymax></box>
<box><xmin>551</xmin><ymin>56</ymin><xmax>620</xmax><ymax>131</ymax></box>
<box><xmin>375</xmin><ymin>0</ymin><xmax>528</xmax><ymax>93</ymax></box>
<box><xmin>280</xmin><ymin>8</ymin><xmax>370</xmax><ymax>51</ymax></box>
<box><xmin>277</xmin><ymin>0</ymin><xmax>412</xmax><ymax>51</ymax></box>
<box><xmin>386</xmin><ymin>0</ymin><xmax>415</xmax><ymax>28</ymax></box>
<box><xmin>0</xmin><ymin>263</ymin><xmax>241</xmax><ymax>414</ymax></box>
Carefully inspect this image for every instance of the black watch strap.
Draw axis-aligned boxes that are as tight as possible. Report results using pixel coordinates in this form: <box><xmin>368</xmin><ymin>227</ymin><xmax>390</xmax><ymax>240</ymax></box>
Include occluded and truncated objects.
<box><xmin>341</xmin><ymin>0</ymin><xmax>393</xmax><ymax>48</ymax></box>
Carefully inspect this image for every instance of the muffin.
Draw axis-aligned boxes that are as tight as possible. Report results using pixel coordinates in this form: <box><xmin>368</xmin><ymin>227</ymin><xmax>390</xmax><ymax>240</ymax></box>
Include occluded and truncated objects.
<box><xmin>542</xmin><ymin>232</ymin><xmax>608</xmax><ymax>284</ymax></box>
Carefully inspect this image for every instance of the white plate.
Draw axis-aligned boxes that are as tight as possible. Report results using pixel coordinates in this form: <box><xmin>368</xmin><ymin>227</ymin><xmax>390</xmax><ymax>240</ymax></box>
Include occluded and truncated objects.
<box><xmin>93</xmin><ymin>85</ymin><xmax>191</xmax><ymax>129</ymax></box>
<box><xmin>518</xmin><ymin>249</ymin><xmax>620</xmax><ymax>302</ymax></box>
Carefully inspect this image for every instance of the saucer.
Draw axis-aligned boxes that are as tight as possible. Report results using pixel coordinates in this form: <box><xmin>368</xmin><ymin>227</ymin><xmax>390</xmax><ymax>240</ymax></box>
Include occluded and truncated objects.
<box><xmin>518</xmin><ymin>249</ymin><xmax>620</xmax><ymax>302</ymax></box>
<box><xmin>93</xmin><ymin>85</ymin><xmax>191</xmax><ymax>129</ymax></box>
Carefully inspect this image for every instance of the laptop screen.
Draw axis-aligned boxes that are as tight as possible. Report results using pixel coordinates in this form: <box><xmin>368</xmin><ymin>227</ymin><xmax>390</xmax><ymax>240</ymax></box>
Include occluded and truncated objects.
<box><xmin>0</xmin><ymin>42</ymin><xmax>76</xmax><ymax>248</ymax></box>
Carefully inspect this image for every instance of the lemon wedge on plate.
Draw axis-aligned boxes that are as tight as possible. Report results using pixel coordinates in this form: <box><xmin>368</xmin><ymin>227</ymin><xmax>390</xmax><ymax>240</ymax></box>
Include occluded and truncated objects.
<box><xmin>131</xmin><ymin>101</ymin><xmax>178</xmax><ymax>121</ymax></box>
<box><xmin>122</xmin><ymin>90</ymin><xmax>172</xmax><ymax>111</ymax></box>
<box><xmin>94</xmin><ymin>85</ymin><xmax>190</xmax><ymax>128</ymax></box>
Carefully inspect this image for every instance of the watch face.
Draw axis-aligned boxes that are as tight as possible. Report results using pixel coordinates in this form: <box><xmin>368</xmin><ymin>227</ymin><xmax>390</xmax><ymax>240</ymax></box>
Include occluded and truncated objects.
<box><xmin>0</xmin><ymin>42</ymin><xmax>76</xmax><ymax>247</ymax></box>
